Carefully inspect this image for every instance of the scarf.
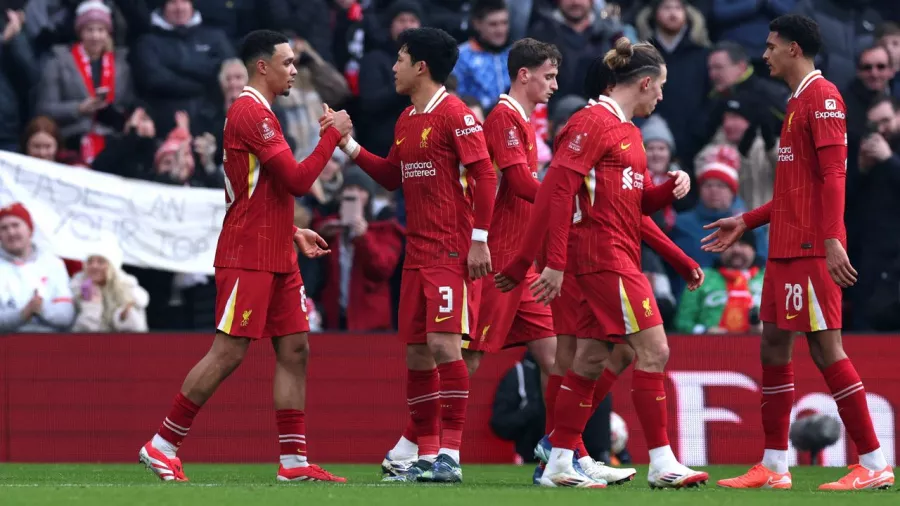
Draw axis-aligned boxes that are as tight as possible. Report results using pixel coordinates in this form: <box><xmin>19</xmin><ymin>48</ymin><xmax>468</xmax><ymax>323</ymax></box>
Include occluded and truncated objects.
<box><xmin>718</xmin><ymin>267</ymin><xmax>759</xmax><ymax>332</ymax></box>
<box><xmin>71</xmin><ymin>43</ymin><xmax>115</xmax><ymax>164</ymax></box>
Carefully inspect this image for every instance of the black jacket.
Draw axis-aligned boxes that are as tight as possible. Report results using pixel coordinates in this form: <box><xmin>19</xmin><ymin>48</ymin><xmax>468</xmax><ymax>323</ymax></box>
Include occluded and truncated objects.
<box><xmin>0</xmin><ymin>30</ymin><xmax>39</xmax><ymax>150</ymax></box>
<box><xmin>131</xmin><ymin>10</ymin><xmax>234</xmax><ymax>136</ymax></box>
<box><xmin>490</xmin><ymin>353</ymin><xmax>545</xmax><ymax>462</ymax></box>
<box><xmin>357</xmin><ymin>45</ymin><xmax>410</xmax><ymax>157</ymax></box>
<box><xmin>527</xmin><ymin>9</ymin><xmax>625</xmax><ymax>103</ymax></box>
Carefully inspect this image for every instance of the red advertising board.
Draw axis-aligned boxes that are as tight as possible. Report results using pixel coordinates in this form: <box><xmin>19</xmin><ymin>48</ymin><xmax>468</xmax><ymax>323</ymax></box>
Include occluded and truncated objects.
<box><xmin>0</xmin><ymin>333</ymin><xmax>897</xmax><ymax>466</ymax></box>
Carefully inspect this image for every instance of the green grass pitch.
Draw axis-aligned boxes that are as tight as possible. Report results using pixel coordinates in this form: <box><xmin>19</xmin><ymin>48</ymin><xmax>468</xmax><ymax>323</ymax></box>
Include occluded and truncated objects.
<box><xmin>0</xmin><ymin>464</ymin><xmax>895</xmax><ymax>505</ymax></box>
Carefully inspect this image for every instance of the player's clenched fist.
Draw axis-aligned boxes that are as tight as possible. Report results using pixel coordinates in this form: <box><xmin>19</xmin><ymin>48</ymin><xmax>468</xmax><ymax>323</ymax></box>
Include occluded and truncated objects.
<box><xmin>318</xmin><ymin>104</ymin><xmax>353</xmax><ymax>138</ymax></box>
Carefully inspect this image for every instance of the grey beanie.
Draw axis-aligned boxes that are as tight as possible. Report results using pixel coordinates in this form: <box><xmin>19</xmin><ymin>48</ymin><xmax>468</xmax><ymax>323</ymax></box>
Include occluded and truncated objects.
<box><xmin>640</xmin><ymin>114</ymin><xmax>676</xmax><ymax>152</ymax></box>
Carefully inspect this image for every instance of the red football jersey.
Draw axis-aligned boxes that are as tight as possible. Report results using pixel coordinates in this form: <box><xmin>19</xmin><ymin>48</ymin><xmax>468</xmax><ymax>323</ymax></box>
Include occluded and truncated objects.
<box><xmin>553</xmin><ymin>96</ymin><xmax>650</xmax><ymax>274</ymax></box>
<box><xmin>483</xmin><ymin>94</ymin><xmax>539</xmax><ymax>269</ymax></box>
<box><xmin>215</xmin><ymin>86</ymin><xmax>296</xmax><ymax>273</ymax></box>
<box><xmin>386</xmin><ymin>87</ymin><xmax>491</xmax><ymax>268</ymax></box>
<box><xmin>770</xmin><ymin>70</ymin><xmax>847</xmax><ymax>259</ymax></box>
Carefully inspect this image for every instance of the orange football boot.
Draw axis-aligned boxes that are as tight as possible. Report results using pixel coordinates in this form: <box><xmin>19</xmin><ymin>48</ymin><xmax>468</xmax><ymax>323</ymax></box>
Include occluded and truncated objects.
<box><xmin>818</xmin><ymin>464</ymin><xmax>893</xmax><ymax>491</ymax></box>
<box><xmin>717</xmin><ymin>463</ymin><xmax>791</xmax><ymax>489</ymax></box>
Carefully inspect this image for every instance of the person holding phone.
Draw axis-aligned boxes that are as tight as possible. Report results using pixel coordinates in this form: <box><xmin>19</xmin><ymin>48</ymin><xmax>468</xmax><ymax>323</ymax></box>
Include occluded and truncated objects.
<box><xmin>318</xmin><ymin>169</ymin><xmax>404</xmax><ymax>331</ymax></box>
<box><xmin>36</xmin><ymin>0</ymin><xmax>134</xmax><ymax>163</ymax></box>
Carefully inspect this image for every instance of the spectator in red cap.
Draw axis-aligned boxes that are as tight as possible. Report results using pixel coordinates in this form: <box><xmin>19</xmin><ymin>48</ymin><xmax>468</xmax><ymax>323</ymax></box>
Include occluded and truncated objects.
<box><xmin>667</xmin><ymin>161</ymin><xmax>769</xmax><ymax>297</ymax></box>
<box><xmin>0</xmin><ymin>202</ymin><xmax>75</xmax><ymax>333</ymax></box>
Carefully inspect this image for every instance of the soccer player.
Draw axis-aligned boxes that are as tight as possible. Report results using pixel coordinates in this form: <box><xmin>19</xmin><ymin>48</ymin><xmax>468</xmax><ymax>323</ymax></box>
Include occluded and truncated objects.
<box><xmin>377</xmin><ymin>37</ymin><xmax>560</xmax><ymax>480</ymax></box>
<box><xmin>705</xmin><ymin>15</ymin><xmax>894</xmax><ymax>491</ymax></box>
<box><xmin>524</xmin><ymin>55</ymin><xmax>704</xmax><ymax>487</ymax></box>
<box><xmin>138</xmin><ymin>30</ymin><xmax>352</xmax><ymax>483</ymax></box>
<box><xmin>333</xmin><ymin>27</ymin><xmax>497</xmax><ymax>483</ymax></box>
<box><xmin>497</xmin><ymin>38</ymin><xmax>707</xmax><ymax>488</ymax></box>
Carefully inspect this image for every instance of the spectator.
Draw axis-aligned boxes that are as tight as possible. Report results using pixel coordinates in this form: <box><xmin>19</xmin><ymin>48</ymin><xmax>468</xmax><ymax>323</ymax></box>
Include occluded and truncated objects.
<box><xmin>452</xmin><ymin>0</ymin><xmax>511</xmax><ymax>111</ymax></box>
<box><xmin>0</xmin><ymin>8</ymin><xmax>39</xmax><ymax>152</ymax></box>
<box><xmin>851</xmin><ymin>95</ymin><xmax>900</xmax><ymax>329</ymax></box>
<box><xmin>306</xmin><ymin>150</ymin><xmax>348</xmax><ymax>226</ymax></box>
<box><xmin>318</xmin><ymin>169</ymin><xmax>404</xmax><ymax>330</ymax></box>
<box><xmin>695</xmin><ymin>95</ymin><xmax>777</xmax><ymax>210</ymax></box>
<box><xmin>641</xmin><ymin>114</ymin><xmax>691</xmax><ymax>230</ymax></box>
<box><xmin>843</xmin><ymin>44</ymin><xmax>894</xmax><ymax>144</ymax></box>
<box><xmin>277</xmin><ymin>39</ymin><xmax>351</xmax><ymax>160</ymax></box>
<box><xmin>36</xmin><ymin>0</ymin><xmax>135</xmax><ymax>165</ymax></box>
<box><xmin>528</xmin><ymin>0</ymin><xmax>627</xmax><ymax>102</ymax></box>
<box><xmin>20</xmin><ymin>115</ymin><xmax>83</xmax><ymax>165</ymax></box>
<box><xmin>710</xmin><ymin>0</ymin><xmax>795</xmax><ymax>61</ymax></box>
<box><xmin>357</xmin><ymin>0</ymin><xmax>421</xmax><ymax>157</ymax></box>
<box><xmin>0</xmin><ymin>202</ymin><xmax>75</xmax><ymax>333</ymax></box>
<box><xmin>131</xmin><ymin>0</ymin><xmax>234</xmax><ymax>137</ymax></box>
<box><xmin>669</xmin><ymin>160</ymin><xmax>768</xmax><ymax>287</ymax></box>
<box><xmin>490</xmin><ymin>351</ymin><xmax>546</xmax><ymax>463</ymax></box>
<box><xmin>705</xmin><ymin>41</ymin><xmax>789</xmax><ymax>148</ymax></box>
<box><xmin>91</xmin><ymin>107</ymin><xmax>158</xmax><ymax>178</ymax></box>
<box><xmin>70</xmin><ymin>234</ymin><xmax>149</xmax><ymax>332</ymax></box>
<box><xmin>876</xmin><ymin>22</ymin><xmax>900</xmax><ymax>96</ymax></box>
<box><xmin>149</xmin><ymin>111</ymin><xmax>222</xmax><ymax>188</ymax></box>
<box><xmin>794</xmin><ymin>0</ymin><xmax>882</xmax><ymax>90</ymax></box>
<box><xmin>637</xmin><ymin>0</ymin><xmax>711</xmax><ymax>168</ymax></box>
<box><xmin>279</xmin><ymin>0</ymin><xmax>333</xmax><ymax>65</ymax></box>
<box><xmin>674</xmin><ymin>233</ymin><xmax>764</xmax><ymax>334</ymax></box>
<box><xmin>191</xmin><ymin>0</ymin><xmax>289</xmax><ymax>47</ymax></box>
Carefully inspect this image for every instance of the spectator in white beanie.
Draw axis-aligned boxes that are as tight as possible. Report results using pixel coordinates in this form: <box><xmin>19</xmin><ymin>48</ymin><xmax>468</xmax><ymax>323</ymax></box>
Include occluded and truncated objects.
<box><xmin>70</xmin><ymin>233</ymin><xmax>149</xmax><ymax>332</ymax></box>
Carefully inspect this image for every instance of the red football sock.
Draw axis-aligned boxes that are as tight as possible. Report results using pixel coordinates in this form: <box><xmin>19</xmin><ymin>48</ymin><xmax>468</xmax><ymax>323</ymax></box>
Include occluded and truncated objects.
<box><xmin>823</xmin><ymin>359</ymin><xmax>880</xmax><ymax>454</ymax></box>
<box><xmin>761</xmin><ymin>363</ymin><xmax>794</xmax><ymax>450</ymax></box>
<box><xmin>631</xmin><ymin>370</ymin><xmax>669</xmax><ymax>449</ymax></box>
<box><xmin>437</xmin><ymin>360</ymin><xmax>469</xmax><ymax>452</ymax></box>
<box><xmin>408</xmin><ymin>368</ymin><xmax>440</xmax><ymax>457</ymax></box>
<box><xmin>402</xmin><ymin>417</ymin><xmax>418</xmax><ymax>444</ymax></box>
<box><xmin>544</xmin><ymin>374</ymin><xmax>563</xmax><ymax>435</ymax></box>
<box><xmin>157</xmin><ymin>393</ymin><xmax>200</xmax><ymax>447</ymax></box>
<box><xmin>276</xmin><ymin>409</ymin><xmax>307</xmax><ymax>457</ymax></box>
<box><xmin>549</xmin><ymin>371</ymin><xmax>595</xmax><ymax>450</ymax></box>
<box><xmin>593</xmin><ymin>368</ymin><xmax>618</xmax><ymax>411</ymax></box>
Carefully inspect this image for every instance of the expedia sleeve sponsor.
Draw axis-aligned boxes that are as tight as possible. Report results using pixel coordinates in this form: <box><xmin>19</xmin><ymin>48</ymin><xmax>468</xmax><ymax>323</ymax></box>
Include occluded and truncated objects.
<box><xmin>455</xmin><ymin>124</ymin><xmax>484</xmax><ymax>137</ymax></box>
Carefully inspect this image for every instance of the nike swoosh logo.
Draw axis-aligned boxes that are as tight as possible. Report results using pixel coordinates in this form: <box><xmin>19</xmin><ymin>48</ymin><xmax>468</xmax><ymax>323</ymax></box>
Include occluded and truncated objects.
<box><xmin>621</xmin><ymin>142</ymin><xmax>631</xmax><ymax>150</ymax></box>
<box><xmin>766</xmin><ymin>476</ymin><xmax>791</xmax><ymax>486</ymax></box>
<box><xmin>853</xmin><ymin>475</ymin><xmax>891</xmax><ymax>488</ymax></box>
<box><xmin>656</xmin><ymin>396</ymin><xmax>666</xmax><ymax>401</ymax></box>
<box><xmin>579</xmin><ymin>402</ymin><xmax>592</xmax><ymax>408</ymax></box>
<box><xmin>396</xmin><ymin>137</ymin><xmax>406</xmax><ymax>145</ymax></box>
<box><xmin>434</xmin><ymin>315</ymin><xmax>453</xmax><ymax>323</ymax></box>
<box><xmin>786</xmin><ymin>313</ymin><xmax>798</xmax><ymax>320</ymax></box>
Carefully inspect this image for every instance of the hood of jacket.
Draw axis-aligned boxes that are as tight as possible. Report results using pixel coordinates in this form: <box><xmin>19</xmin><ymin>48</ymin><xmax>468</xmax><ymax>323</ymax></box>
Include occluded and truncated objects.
<box><xmin>635</xmin><ymin>3</ymin><xmax>710</xmax><ymax>48</ymax></box>
<box><xmin>150</xmin><ymin>9</ymin><xmax>202</xmax><ymax>31</ymax></box>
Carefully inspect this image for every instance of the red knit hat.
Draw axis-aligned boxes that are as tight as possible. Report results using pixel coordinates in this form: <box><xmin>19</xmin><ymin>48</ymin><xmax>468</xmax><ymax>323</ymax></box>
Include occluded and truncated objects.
<box><xmin>0</xmin><ymin>202</ymin><xmax>34</xmax><ymax>231</ymax></box>
<box><xmin>697</xmin><ymin>161</ymin><xmax>739</xmax><ymax>195</ymax></box>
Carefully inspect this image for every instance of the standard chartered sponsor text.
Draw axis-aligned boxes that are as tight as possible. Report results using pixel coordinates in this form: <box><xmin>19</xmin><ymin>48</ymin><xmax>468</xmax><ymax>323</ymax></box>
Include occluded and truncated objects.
<box><xmin>402</xmin><ymin>160</ymin><xmax>437</xmax><ymax>179</ymax></box>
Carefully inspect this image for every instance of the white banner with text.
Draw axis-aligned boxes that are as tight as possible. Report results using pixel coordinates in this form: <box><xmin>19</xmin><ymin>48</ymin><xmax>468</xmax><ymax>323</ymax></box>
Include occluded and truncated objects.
<box><xmin>0</xmin><ymin>151</ymin><xmax>224</xmax><ymax>274</ymax></box>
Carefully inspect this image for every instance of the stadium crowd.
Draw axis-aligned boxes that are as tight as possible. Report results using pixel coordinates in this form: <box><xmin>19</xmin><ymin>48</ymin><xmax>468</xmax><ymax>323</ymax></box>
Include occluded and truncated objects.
<box><xmin>2</xmin><ymin>0</ymin><xmax>900</xmax><ymax>334</ymax></box>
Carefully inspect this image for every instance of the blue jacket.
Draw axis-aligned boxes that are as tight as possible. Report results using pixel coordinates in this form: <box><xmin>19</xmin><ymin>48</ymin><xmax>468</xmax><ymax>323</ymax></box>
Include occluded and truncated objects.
<box><xmin>712</xmin><ymin>0</ymin><xmax>796</xmax><ymax>59</ymax></box>
<box><xmin>668</xmin><ymin>202</ymin><xmax>769</xmax><ymax>296</ymax></box>
<box><xmin>452</xmin><ymin>40</ymin><xmax>510</xmax><ymax>110</ymax></box>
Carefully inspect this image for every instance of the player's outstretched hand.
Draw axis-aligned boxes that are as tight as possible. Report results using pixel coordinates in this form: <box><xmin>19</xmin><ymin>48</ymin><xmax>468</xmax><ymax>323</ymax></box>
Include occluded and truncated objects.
<box><xmin>468</xmin><ymin>241</ymin><xmax>492</xmax><ymax>279</ymax></box>
<box><xmin>294</xmin><ymin>228</ymin><xmax>331</xmax><ymax>258</ymax></box>
<box><xmin>701</xmin><ymin>216</ymin><xmax>746</xmax><ymax>253</ymax></box>
<box><xmin>531</xmin><ymin>267</ymin><xmax>563</xmax><ymax>305</ymax></box>
<box><xmin>668</xmin><ymin>170</ymin><xmax>690</xmax><ymax>200</ymax></box>
<box><xmin>686</xmin><ymin>267</ymin><xmax>705</xmax><ymax>291</ymax></box>
<box><xmin>494</xmin><ymin>273</ymin><xmax>519</xmax><ymax>292</ymax></box>
<box><xmin>824</xmin><ymin>238</ymin><xmax>857</xmax><ymax>288</ymax></box>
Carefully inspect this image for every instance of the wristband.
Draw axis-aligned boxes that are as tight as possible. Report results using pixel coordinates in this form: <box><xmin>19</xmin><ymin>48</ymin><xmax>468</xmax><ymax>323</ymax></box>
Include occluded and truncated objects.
<box><xmin>472</xmin><ymin>228</ymin><xmax>488</xmax><ymax>242</ymax></box>
<box><xmin>341</xmin><ymin>136</ymin><xmax>360</xmax><ymax>158</ymax></box>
